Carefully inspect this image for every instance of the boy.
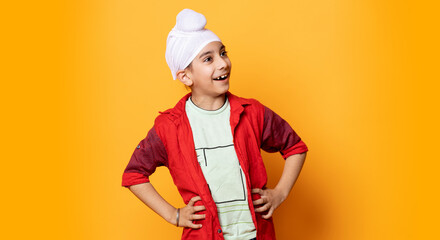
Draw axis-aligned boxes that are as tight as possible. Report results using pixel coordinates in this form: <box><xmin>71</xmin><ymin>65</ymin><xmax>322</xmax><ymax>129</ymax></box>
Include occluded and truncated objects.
<box><xmin>121</xmin><ymin>8</ymin><xmax>308</xmax><ymax>240</ymax></box>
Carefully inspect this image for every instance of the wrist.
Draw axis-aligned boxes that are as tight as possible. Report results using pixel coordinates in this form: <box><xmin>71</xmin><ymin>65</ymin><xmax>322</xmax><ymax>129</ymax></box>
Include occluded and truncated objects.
<box><xmin>274</xmin><ymin>186</ymin><xmax>289</xmax><ymax>202</ymax></box>
<box><xmin>166</xmin><ymin>208</ymin><xmax>178</xmax><ymax>225</ymax></box>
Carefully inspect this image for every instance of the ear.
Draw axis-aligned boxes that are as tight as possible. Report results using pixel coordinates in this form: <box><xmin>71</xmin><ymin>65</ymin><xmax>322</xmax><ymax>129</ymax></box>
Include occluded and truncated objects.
<box><xmin>176</xmin><ymin>69</ymin><xmax>193</xmax><ymax>87</ymax></box>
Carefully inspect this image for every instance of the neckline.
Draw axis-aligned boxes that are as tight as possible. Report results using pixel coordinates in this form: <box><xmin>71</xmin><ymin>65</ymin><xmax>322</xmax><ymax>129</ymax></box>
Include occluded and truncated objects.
<box><xmin>187</xmin><ymin>95</ymin><xmax>229</xmax><ymax>115</ymax></box>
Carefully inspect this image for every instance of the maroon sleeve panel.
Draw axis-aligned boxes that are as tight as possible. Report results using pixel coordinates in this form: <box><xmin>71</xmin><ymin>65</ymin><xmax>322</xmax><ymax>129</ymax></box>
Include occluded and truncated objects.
<box><xmin>261</xmin><ymin>105</ymin><xmax>308</xmax><ymax>159</ymax></box>
<box><xmin>121</xmin><ymin>126</ymin><xmax>168</xmax><ymax>188</ymax></box>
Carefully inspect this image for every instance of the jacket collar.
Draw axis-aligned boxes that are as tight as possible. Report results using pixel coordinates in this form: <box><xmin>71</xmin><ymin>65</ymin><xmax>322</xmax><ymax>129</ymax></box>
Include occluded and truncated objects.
<box><xmin>162</xmin><ymin>91</ymin><xmax>252</xmax><ymax>124</ymax></box>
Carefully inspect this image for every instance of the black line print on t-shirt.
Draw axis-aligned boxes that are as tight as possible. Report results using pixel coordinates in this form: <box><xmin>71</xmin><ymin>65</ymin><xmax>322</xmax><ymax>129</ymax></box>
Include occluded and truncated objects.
<box><xmin>195</xmin><ymin>144</ymin><xmax>234</xmax><ymax>167</ymax></box>
<box><xmin>213</xmin><ymin>168</ymin><xmax>246</xmax><ymax>204</ymax></box>
<box><xmin>195</xmin><ymin>144</ymin><xmax>246</xmax><ymax>204</ymax></box>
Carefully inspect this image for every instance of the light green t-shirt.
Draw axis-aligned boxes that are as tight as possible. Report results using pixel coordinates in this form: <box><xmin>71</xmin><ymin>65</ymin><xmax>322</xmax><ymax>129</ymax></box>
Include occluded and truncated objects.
<box><xmin>185</xmin><ymin>95</ymin><xmax>257</xmax><ymax>240</ymax></box>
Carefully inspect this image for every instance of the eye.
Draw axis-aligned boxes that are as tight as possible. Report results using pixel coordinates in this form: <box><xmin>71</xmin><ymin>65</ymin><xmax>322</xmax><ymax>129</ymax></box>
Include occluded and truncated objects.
<box><xmin>204</xmin><ymin>57</ymin><xmax>212</xmax><ymax>62</ymax></box>
<box><xmin>221</xmin><ymin>50</ymin><xmax>228</xmax><ymax>56</ymax></box>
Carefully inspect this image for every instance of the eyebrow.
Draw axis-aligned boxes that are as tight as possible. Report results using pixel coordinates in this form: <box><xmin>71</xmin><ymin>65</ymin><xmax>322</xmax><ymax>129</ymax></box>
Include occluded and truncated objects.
<box><xmin>198</xmin><ymin>44</ymin><xmax>226</xmax><ymax>59</ymax></box>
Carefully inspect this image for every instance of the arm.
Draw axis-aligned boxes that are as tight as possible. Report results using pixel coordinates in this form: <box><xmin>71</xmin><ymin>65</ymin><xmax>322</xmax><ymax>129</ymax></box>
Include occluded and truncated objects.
<box><xmin>123</xmin><ymin>127</ymin><xmax>205</xmax><ymax>228</ymax></box>
<box><xmin>129</xmin><ymin>182</ymin><xmax>206</xmax><ymax>228</ymax></box>
<box><xmin>252</xmin><ymin>152</ymin><xmax>307</xmax><ymax>219</ymax></box>
<box><xmin>254</xmin><ymin>103</ymin><xmax>309</xmax><ymax>218</ymax></box>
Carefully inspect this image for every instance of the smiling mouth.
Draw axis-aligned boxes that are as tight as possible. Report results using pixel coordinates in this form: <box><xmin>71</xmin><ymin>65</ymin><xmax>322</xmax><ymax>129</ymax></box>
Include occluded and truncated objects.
<box><xmin>213</xmin><ymin>73</ymin><xmax>229</xmax><ymax>81</ymax></box>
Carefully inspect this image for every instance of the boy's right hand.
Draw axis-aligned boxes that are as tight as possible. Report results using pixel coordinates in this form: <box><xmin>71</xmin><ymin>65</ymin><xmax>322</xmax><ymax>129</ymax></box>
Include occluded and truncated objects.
<box><xmin>176</xmin><ymin>196</ymin><xmax>206</xmax><ymax>228</ymax></box>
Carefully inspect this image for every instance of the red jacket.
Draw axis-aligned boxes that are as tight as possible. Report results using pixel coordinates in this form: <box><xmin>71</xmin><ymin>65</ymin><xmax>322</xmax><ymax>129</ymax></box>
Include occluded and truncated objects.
<box><xmin>122</xmin><ymin>91</ymin><xmax>308</xmax><ymax>240</ymax></box>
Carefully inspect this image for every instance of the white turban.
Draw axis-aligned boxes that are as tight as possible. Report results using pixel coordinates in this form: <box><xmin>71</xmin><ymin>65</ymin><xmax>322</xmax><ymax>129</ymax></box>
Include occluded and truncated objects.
<box><xmin>165</xmin><ymin>9</ymin><xmax>222</xmax><ymax>80</ymax></box>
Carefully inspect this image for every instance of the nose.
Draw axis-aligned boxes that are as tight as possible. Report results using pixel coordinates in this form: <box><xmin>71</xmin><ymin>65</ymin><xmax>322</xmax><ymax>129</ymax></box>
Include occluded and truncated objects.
<box><xmin>216</xmin><ymin>55</ymin><xmax>228</xmax><ymax>70</ymax></box>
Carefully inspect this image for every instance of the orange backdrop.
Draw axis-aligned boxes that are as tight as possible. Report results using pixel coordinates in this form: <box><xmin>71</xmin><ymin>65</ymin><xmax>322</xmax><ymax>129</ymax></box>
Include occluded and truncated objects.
<box><xmin>2</xmin><ymin>0</ymin><xmax>439</xmax><ymax>239</ymax></box>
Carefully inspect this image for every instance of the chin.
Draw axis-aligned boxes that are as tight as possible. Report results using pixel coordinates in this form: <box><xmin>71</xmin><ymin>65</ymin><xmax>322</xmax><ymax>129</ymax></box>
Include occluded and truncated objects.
<box><xmin>220</xmin><ymin>84</ymin><xmax>230</xmax><ymax>94</ymax></box>
<box><xmin>213</xmin><ymin>87</ymin><xmax>229</xmax><ymax>97</ymax></box>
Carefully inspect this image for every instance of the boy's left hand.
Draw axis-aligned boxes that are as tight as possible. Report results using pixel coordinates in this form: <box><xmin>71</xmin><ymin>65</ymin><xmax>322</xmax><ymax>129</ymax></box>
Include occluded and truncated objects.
<box><xmin>252</xmin><ymin>188</ymin><xmax>287</xmax><ymax>219</ymax></box>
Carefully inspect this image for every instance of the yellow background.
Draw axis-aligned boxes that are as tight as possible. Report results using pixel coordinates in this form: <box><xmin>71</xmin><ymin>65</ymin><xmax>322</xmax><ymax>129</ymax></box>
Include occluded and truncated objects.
<box><xmin>1</xmin><ymin>0</ymin><xmax>439</xmax><ymax>239</ymax></box>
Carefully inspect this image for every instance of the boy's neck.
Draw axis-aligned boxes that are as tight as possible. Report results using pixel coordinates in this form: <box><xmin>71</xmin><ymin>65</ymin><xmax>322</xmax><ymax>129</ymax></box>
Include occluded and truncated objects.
<box><xmin>190</xmin><ymin>92</ymin><xmax>226</xmax><ymax>111</ymax></box>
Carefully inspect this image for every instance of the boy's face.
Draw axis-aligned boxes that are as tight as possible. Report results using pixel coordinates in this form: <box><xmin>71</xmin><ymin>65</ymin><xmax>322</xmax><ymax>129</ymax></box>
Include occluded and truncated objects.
<box><xmin>178</xmin><ymin>41</ymin><xmax>231</xmax><ymax>97</ymax></box>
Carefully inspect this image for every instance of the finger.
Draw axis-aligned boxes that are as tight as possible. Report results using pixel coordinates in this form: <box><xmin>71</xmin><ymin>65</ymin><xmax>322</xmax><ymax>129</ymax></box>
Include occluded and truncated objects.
<box><xmin>193</xmin><ymin>205</ymin><xmax>206</xmax><ymax>212</ymax></box>
<box><xmin>191</xmin><ymin>214</ymin><xmax>206</xmax><ymax>220</ymax></box>
<box><xmin>252</xmin><ymin>198</ymin><xmax>264</xmax><ymax>206</ymax></box>
<box><xmin>262</xmin><ymin>208</ymin><xmax>274</xmax><ymax>219</ymax></box>
<box><xmin>254</xmin><ymin>195</ymin><xmax>268</xmax><ymax>204</ymax></box>
<box><xmin>255</xmin><ymin>203</ymin><xmax>270</xmax><ymax>213</ymax></box>
<box><xmin>252</xmin><ymin>188</ymin><xmax>262</xmax><ymax>194</ymax></box>
<box><xmin>188</xmin><ymin>196</ymin><xmax>201</xmax><ymax>206</ymax></box>
<box><xmin>187</xmin><ymin>222</ymin><xmax>203</xmax><ymax>229</ymax></box>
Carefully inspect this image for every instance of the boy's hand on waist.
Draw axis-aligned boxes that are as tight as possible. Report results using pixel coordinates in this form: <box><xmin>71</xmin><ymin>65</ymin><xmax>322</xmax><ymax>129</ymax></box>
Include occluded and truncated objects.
<box><xmin>176</xmin><ymin>196</ymin><xmax>206</xmax><ymax>229</ymax></box>
<box><xmin>252</xmin><ymin>188</ymin><xmax>287</xmax><ymax>219</ymax></box>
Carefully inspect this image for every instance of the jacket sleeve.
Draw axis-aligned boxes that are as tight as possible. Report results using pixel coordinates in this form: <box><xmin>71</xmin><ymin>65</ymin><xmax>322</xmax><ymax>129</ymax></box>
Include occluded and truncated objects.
<box><xmin>260</xmin><ymin>105</ymin><xmax>308</xmax><ymax>159</ymax></box>
<box><xmin>121</xmin><ymin>126</ymin><xmax>168</xmax><ymax>188</ymax></box>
